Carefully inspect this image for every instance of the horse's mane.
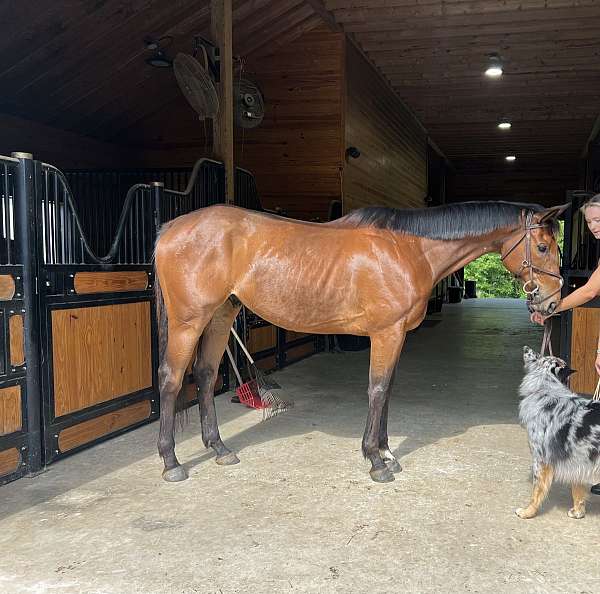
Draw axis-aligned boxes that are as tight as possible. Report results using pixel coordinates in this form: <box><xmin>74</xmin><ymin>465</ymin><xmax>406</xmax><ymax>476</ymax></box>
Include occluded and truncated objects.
<box><xmin>331</xmin><ymin>201</ymin><xmax>548</xmax><ymax>240</ymax></box>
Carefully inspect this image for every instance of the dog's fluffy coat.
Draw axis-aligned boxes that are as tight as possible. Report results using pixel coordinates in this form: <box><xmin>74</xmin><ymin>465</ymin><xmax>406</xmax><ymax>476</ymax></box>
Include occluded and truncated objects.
<box><xmin>517</xmin><ymin>346</ymin><xmax>600</xmax><ymax>519</ymax></box>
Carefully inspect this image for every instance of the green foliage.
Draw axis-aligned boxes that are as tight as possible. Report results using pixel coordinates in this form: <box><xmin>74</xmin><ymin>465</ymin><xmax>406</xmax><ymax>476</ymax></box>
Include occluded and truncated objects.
<box><xmin>464</xmin><ymin>253</ymin><xmax>523</xmax><ymax>298</ymax></box>
<box><xmin>464</xmin><ymin>220</ymin><xmax>565</xmax><ymax>299</ymax></box>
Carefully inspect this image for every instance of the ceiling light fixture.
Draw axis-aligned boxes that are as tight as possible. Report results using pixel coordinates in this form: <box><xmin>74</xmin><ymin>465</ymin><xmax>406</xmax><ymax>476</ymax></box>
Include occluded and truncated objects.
<box><xmin>505</xmin><ymin>155</ymin><xmax>516</xmax><ymax>162</ymax></box>
<box><xmin>485</xmin><ymin>53</ymin><xmax>503</xmax><ymax>78</ymax></box>
<box><xmin>498</xmin><ymin>121</ymin><xmax>512</xmax><ymax>130</ymax></box>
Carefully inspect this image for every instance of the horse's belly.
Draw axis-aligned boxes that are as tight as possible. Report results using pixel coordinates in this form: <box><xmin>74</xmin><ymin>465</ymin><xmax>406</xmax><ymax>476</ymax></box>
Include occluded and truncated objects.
<box><xmin>236</xmin><ymin>284</ymin><xmax>368</xmax><ymax>334</ymax></box>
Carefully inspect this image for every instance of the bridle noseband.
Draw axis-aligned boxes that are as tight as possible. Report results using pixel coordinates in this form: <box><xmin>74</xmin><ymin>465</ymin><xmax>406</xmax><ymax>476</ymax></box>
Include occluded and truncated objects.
<box><xmin>500</xmin><ymin>211</ymin><xmax>563</xmax><ymax>304</ymax></box>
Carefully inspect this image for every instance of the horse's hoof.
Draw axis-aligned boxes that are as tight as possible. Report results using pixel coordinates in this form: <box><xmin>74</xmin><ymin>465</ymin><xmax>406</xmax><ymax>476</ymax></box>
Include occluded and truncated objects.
<box><xmin>215</xmin><ymin>452</ymin><xmax>240</xmax><ymax>466</ymax></box>
<box><xmin>370</xmin><ymin>467</ymin><xmax>395</xmax><ymax>483</ymax></box>
<box><xmin>385</xmin><ymin>459</ymin><xmax>402</xmax><ymax>473</ymax></box>
<box><xmin>568</xmin><ymin>507</ymin><xmax>586</xmax><ymax>519</ymax></box>
<box><xmin>162</xmin><ymin>465</ymin><xmax>188</xmax><ymax>482</ymax></box>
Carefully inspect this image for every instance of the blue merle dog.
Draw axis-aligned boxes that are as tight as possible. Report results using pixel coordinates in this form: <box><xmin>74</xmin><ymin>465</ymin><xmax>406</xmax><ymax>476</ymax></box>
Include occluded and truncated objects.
<box><xmin>517</xmin><ymin>346</ymin><xmax>600</xmax><ymax>519</ymax></box>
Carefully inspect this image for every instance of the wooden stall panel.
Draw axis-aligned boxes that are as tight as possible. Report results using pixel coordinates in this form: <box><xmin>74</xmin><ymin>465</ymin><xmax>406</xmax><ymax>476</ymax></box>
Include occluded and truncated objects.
<box><xmin>570</xmin><ymin>307</ymin><xmax>600</xmax><ymax>394</ymax></box>
<box><xmin>248</xmin><ymin>325</ymin><xmax>277</xmax><ymax>354</ymax></box>
<box><xmin>74</xmin><ymin>271</ymin><xmax>148</xmax><ymax>294</ymax></box>
<box><xmin>0</xmin><ymin>447</ymin><xmax>20</xmax><ymax>477</ymax></box>
<box><xmin>285</xmin><ymin>342</ymin><xmax>316</xmax><ymax>366</ymax></box>
<box><xmin>286</xmin><ymin>330</ymin><xmax>310</xmax><ymax>342</ymax></box>
<box><xmin>0</xmin><ymin>275</ymin><xmax>15</xmax><ymax>300</ymax></box>
<box><xmin>52</xmin><ymin>302</ymin><xmax>152</xmax><ymax>417</ymax></box>
<box><xmin>58</xmin><ymin>399</ymin><xmax>151</xmax><ymax>453</ymax></box>
<box><xmin>9</xmin><ymin>314</ymin><xmax>24</xmax><ymax>366</ymax></box>
<box><xmin>0</xmin><ymin>385</ymin><xmax>22</xmax><ymax>436</ymax></box>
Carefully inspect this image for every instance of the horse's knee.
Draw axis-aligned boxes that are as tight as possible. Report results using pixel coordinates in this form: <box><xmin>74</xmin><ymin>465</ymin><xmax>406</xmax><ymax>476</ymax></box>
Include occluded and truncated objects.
<box><xmin>158</xmin><ymin>363</ymin><xmax>185</xmax><ymax>396</ymax></box>
<box><xmin>194</xmin><ymin>364</ymin><xmax>217</xmax><ymax>395</ymax></box>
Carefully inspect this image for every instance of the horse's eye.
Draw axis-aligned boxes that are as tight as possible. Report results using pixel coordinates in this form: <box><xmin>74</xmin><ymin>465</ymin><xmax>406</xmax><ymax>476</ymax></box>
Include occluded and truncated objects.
<box><xmin>537</xmin><ymin>244</ymin><xmax>548</xmax><ymax>253</ymax></box>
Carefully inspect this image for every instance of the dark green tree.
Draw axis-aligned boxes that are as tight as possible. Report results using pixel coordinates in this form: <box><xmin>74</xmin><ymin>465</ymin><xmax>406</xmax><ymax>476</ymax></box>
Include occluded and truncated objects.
<box><xmin>464</xmin><ymin>253</ymin><xmax>522</xmax><ymax>298</ymax></box>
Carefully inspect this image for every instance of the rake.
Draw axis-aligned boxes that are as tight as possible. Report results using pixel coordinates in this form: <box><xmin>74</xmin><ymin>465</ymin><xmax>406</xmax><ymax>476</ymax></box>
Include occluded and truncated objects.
<box><xmin>226</xmin><ymin>326</ymin><xmax>293</xmax><ymax>418</ymax></box>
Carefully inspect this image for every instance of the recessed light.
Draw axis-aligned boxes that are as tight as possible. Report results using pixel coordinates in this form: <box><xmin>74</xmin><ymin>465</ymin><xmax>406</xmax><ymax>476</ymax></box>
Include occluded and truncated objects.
<box><xmin>505</xmin><ymin>155</ymin><xmax>516</xmax><ymax>162</ymax></box>
<box><xmin>498</xmin><ymin>122</ymin><xmax>512</xmax><ymax>130</ymax></box>
<box><xmin>485</xmin><ymin>54</ymin><xmax>503</xmax><ymax>77</ymax></box>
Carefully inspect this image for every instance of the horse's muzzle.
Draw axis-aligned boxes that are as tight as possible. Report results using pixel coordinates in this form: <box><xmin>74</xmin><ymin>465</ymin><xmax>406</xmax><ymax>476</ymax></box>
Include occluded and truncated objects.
<box><xmin>527</xmin><ymin>300</ymin><xmax>558</xmax><ymax>315</ymax></box>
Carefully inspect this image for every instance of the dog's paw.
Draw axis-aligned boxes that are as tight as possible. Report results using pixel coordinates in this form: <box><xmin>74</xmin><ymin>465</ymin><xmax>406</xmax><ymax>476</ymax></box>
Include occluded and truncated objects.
<box><xmin>515</xmin><ymin>507</ymin><xmax>537</xmax><ymax>519</ymax></box>
<box><xmin>568</xmin><ymin>507</ymin><xmax>586</xmax><ymax>519</ymax></box>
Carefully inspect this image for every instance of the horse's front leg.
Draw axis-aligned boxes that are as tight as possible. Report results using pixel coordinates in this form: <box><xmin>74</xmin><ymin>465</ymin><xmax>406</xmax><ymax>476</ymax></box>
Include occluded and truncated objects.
<box><xmin>378</xmin><ymin>374</ymin><xmax>402</xmax><ymax>473</ymax></box>
<box><xmin>363</xmin><ymin>323</ymin><xmax>406</xmax><ymax>483</ymax></box>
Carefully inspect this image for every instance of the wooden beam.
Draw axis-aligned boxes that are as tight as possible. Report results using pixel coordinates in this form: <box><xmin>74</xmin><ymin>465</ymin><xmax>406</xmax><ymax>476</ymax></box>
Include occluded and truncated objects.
<box><xmin>211</xmin><ymin>0</ymin><xmax>234</xmax><ymax>204</ymax></box>
<box><xmin>303</xmin><ymin>0</ymin><xmax>343</xmax><ymax>32</ymax></box>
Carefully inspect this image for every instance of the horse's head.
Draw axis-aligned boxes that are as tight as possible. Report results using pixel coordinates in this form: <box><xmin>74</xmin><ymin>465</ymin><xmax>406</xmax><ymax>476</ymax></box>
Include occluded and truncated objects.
<box><xmin>500</xmin><ymin>204</ymin><xmax>569</xmax><ymax>315</ymax></box>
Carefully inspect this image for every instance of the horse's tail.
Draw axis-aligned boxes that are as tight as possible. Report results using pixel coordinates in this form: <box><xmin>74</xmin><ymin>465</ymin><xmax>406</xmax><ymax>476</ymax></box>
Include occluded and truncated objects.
<box><xmin>154</xmin><ymin>238</ymin><xmax>189</xmax><ymax>428</ymax></box>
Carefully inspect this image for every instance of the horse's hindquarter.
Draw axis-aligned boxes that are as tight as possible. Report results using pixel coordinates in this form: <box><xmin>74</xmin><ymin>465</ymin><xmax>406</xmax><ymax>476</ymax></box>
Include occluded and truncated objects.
<box><xmin>230</xmin><ymin>212</ymin><xmax>432</xmax><ymax>334</ymax></box>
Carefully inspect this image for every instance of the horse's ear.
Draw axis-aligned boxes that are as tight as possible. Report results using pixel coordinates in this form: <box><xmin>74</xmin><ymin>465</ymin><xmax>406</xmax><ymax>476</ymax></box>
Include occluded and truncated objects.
<box><xmin>537</xmin><ymin>203</ymin><xmax>570</xmax><ymax>223</ymax></box>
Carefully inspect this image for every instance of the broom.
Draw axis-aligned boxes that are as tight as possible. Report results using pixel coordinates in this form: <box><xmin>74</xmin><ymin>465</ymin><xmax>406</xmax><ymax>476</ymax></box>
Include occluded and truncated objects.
<box><xmin>228</xmin><ymin>326</ymin><xmax>293</xmax><ymax>419</ymax></box>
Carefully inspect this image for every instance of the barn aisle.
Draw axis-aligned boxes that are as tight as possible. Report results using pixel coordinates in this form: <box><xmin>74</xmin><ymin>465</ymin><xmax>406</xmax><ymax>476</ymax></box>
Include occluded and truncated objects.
<box><xmin>2</xmin><ymin>299</ymin><xmax>599</xmax><ymax>594</ymax></box>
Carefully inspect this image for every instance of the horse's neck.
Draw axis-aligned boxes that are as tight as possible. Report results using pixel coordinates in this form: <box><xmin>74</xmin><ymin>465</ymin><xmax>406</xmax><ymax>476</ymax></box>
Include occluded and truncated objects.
<box><xmin>420</xmin><ymin>225</ymin><xmax>519</xmax><ymax>286</ymax></box>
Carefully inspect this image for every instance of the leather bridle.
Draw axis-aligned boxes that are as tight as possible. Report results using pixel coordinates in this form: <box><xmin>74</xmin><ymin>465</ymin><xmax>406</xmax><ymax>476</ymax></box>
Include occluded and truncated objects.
<box><xmin>500</xmin><ymin>210</ymin><xmax>563</xmax><ymax>305</ymax></box>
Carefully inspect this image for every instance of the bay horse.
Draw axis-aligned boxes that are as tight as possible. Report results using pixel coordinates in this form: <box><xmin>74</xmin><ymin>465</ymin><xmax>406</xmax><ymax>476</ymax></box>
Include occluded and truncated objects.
<box><xmin>154</xmin><ymin>201</ymin><xmax>567</xmax><ymax>483</ymax></box>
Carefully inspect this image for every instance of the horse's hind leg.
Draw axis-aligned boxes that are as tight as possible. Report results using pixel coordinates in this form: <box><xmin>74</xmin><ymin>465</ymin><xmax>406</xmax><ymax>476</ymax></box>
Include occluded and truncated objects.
<box><xmin>364</xmin><ymin>324</ymin><xmax>406</xmax><ymax>483</ymax></box>
<box><xmin>158</xmin><ymin>321</ymin><xmax>205</xmax><ymax>482</ymax></box>
<box><xmin>193</xmin><ymin>298</ymin><xmax>242</xmax><ymax>465</ymax></box>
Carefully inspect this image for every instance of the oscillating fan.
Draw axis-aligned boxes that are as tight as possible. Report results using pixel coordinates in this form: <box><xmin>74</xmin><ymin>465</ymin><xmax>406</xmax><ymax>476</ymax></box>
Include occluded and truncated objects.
<box><xmin>173</xmin><ymin>52</ymin><xmax>219</xmax><ymax>120</ymax></box>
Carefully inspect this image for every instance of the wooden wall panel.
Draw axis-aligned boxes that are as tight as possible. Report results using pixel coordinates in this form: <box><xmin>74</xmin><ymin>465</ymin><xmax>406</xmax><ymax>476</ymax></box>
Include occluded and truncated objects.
<box><xmin>9</xmin><ymin>314</ymin><xmax>24</xmax><ymax>367</ymax></box>
<box><xmin>0</xmin><ymin>275</ymin><xmax>15</xmax><ymax>300</ymax></box>
<box><xmin>58</xmin><ymin>399</ymin><xmax>151</xmax><ymax>453</ymax></box>
<box><xmin>0</xmin><ymin>113</ymin><xmax>130</xmax><ymax>169</ymax></box>
<box><xmin>234</xmin><ymin>25</ymin><xmax>346</xmax><ymax>221</ymax></box>
<box><xmin>570</xmin><ymin>307</ymin><xmax>600</xmax><ymax>395</ymax></box>
<box><xmin>0</xmin><ymin>385</ymin><xmax>22</xmax><ymax>436</ymax></box>
<box><xmin>343</xmin><ymin>42</ymin><xmax>427</xmax><ymax>213</ymax></box>
<box><xmin>0</xmin><ymin>447</ymin><xmax>20</xmax><ymax>477</ymax></box>
<box><xmin>74</xmin><ymin>271</ymin><xmax>148</xmax><ymax>295</ymax></box>
<box><xmin>52</xmin><ymin>302</ymin><xmax>152</xmax><ymax>417</ymax></box>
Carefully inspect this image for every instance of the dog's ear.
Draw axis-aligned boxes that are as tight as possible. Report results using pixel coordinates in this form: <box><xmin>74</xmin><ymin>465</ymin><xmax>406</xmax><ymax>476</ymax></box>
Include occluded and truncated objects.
<box><xmin>523</xmin><ymin>346</ymin><xmax>540</xmax><ymax>363</ymax></box>
<box><xmin>557</xmin><ymin>366</ymin><xmax>576</xmax><ymax>385</ymax></box>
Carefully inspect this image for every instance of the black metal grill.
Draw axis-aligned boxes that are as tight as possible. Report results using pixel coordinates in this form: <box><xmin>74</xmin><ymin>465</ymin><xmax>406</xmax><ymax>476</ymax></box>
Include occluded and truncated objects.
<box><xmin>0</xmin><ymin>158</ymin><xmax>17</xmax><ymax>265</ymax></box>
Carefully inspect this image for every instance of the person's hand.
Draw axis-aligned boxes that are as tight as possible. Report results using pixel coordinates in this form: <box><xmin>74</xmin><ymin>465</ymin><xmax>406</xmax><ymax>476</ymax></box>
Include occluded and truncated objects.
<box><xmin>595</xmin><ymin>353</ymin><xmax>600</xmax><ymax>377</ymax></box>
<box><xmin>530</xmin><ymin>311</ymin><xmax>548</xmax><ymax>325</ymax></box>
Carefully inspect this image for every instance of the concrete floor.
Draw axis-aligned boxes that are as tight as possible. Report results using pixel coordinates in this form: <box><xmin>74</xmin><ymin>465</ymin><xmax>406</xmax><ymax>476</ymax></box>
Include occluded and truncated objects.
<box><xmin>2</xmin><ymin>299</ymin><xmax>600</xmax><ymax>594</ymax></box>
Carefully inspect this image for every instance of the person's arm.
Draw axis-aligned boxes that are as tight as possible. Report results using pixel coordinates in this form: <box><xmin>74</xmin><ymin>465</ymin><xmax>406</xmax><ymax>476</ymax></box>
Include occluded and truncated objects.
<box><xmin>531</xmin><ymin>264</ymin><xmax>600</xmax><ymax>324</ymax></box>
<box><xmin>554</xmin><ymin>265</ymin><xmax>600</xmax><ymax>313</ymax></box>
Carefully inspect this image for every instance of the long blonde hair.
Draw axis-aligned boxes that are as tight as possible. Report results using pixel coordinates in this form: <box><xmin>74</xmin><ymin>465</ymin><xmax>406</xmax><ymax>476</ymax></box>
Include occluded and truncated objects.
<box><xmin>581</xmin><ymin>193</ymin><xmax>600</xmax><ymax>213</ymax></box>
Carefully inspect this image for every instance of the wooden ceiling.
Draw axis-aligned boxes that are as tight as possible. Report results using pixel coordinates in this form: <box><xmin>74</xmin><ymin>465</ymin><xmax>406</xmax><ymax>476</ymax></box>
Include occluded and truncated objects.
<box><xmin>0</xmin><ymin>0</ymin><xmax>322</xmax><ymax>143</ymax></box>
<box><xmin>323</xmin><ymin>0</ymin><xmax>600</xmax><ymax>202</ymax></box>
<box><xmin>1</xmin><ymin>1</ymin><xmax>599</xmax><ymax>203</ymax></box>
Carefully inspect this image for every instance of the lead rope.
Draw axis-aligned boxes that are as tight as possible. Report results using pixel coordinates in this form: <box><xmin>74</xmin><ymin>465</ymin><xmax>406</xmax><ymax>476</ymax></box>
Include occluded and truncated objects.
<box><xmin>540</xmin><ymin>319</ymin><xmax>553</xmax><ymax>357</ymax></box>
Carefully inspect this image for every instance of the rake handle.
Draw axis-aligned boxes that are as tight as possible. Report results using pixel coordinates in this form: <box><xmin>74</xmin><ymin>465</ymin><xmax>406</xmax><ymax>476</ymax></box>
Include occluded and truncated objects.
<box><xmin>230</xmin><ymin>326</ymin><xmax>255</xmax><ymax>365</ymax></box>
<box><xmin>224</xmin><ymin>344</ymin><xmax>244</xmax><ymax>387</ymax></box>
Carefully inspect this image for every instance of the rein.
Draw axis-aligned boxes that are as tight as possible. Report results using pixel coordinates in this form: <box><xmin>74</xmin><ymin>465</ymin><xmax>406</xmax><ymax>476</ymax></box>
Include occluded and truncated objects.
<box><xmin>500</xmin><ymin>210</ymin><xmax>563</xmax><ymax>305</ymax></box>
